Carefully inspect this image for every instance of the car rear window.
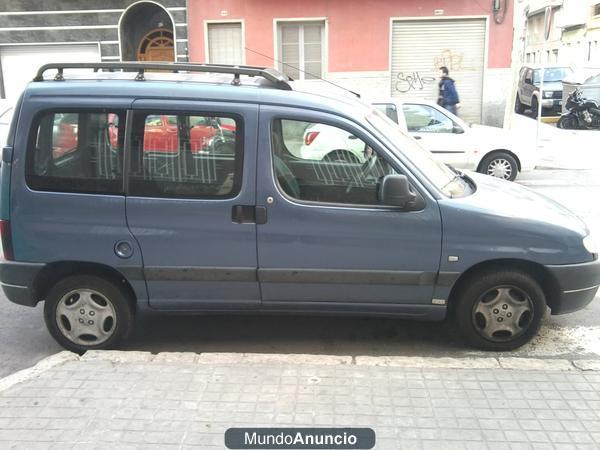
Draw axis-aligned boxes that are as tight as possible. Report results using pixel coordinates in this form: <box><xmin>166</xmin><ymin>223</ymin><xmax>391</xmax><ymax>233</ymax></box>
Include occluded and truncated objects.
<box><xmin>26</xmin><ymin>110</ymin><xmax>125</xmax><ymax>195</ymax></box>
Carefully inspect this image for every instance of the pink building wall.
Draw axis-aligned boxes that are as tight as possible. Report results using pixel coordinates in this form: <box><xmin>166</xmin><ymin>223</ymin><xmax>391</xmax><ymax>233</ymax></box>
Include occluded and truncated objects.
<box><xmin>187</xmin><ymin>0</ymin><xmax>513</xmax><ymax>71</ymax></box>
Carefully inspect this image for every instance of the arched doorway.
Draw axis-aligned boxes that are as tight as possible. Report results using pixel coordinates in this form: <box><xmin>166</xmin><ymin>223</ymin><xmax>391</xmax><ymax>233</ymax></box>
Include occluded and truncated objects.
<box><xmin>119</xmin><ymin>1</ymin><xmax>176</xmax><ymax>62</ymax></box>
<box><xmin>137</xmin><ymin>28</ymin><xmax>174</xmax><ymax>61</ymax></box>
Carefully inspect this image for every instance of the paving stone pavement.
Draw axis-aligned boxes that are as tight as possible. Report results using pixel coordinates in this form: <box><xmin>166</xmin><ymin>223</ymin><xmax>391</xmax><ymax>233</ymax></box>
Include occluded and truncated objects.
<box><xmin>0</xmin><ymin>353</ymin><xmax>600</xmax><ymax>449</ymax></box>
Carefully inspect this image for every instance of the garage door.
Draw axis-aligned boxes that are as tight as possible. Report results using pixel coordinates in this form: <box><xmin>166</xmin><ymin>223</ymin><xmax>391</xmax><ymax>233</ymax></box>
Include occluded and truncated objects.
<box><xmin>0</xmin><ymin>44</ymin><xmax>100</xmax><ymax>101</ymax></box>
<box><xmin>391</xmin><ymin>19</ymin><xmax>486</xmax><ymax>123</ymax></box>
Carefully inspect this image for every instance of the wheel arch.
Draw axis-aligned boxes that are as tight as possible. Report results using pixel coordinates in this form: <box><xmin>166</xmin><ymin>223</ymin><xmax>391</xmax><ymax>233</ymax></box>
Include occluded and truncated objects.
<box><xmin>477</xmin><ymin>149</ymin><xmax>522</xmax><ymax>173</ymax></box>
<box><xmin>446</xmin><ymin>258</ymin><xmax>561</xmax><ymax>315</ymax></box>
<box><xmin>33</xmin><ymin>261</ymin><xmax>137</xmax><ymax>309</ymax></box>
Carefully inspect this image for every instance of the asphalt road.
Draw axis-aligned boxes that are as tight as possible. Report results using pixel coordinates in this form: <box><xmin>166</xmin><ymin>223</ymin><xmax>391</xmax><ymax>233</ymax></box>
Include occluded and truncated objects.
<box><xmin>1</xmin><ymin>168</ymin><xmax>599</xmax><ymax>378</ymax></box>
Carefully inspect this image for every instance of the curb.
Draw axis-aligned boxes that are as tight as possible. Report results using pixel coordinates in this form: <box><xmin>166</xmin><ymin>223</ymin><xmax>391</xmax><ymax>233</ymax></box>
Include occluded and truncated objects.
<box><xmin>0</xmin><ymin>351</ymin><xmax>80</xmax><ymax>393</ymax></box>
<box><xmin>2</xmin><ymin>351</ymin><xmax>600</xmax><ymax>393</ymax></box>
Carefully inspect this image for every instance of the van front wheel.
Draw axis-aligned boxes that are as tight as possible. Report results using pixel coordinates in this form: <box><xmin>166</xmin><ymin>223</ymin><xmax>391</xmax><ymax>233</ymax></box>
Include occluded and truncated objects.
<box><xmin>455</xmin><ymin>270</ymin><xmax>546</xmax><ymax>351</ymax></box>
<box><xmin>44</xmin><ymin>275</ymin><xmax>134</xmax><ymax>353</ymax></box>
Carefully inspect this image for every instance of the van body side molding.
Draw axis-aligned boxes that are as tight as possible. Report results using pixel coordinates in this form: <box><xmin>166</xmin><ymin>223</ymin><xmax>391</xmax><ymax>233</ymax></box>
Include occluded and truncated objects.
<box><xmin>258</xmin><ymin>268</ymin><xmax>437</xmax><ymax>285</ymax></box>
<box><xmin>141</xmin><ymin>267</ymin><xmax>446</xmax><ymax>286</ymax></box>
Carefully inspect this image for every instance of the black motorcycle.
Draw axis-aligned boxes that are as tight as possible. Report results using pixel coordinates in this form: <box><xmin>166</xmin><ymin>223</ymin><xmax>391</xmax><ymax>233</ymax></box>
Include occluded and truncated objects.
<box><xmin>557</xmin><ymin>88</ymin><xmax>600</xmax><ymax>129</ymax></box>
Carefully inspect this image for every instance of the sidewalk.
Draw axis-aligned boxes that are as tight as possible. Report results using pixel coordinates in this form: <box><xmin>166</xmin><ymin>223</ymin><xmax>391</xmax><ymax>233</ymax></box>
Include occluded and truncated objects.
<box><xmin>508</xmin><ymin>113</ymin><xmax>600</xmax><ymax>170</ymax></box>
<box><xmin>1</xmin><ymin>352</ymin><xmax>600</xmax><ymax>449</ymax></box>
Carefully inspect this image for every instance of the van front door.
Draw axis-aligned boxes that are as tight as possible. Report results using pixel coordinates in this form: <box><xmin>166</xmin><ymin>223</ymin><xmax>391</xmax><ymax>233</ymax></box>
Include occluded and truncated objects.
<box><xmin>125</xmin><ymin>100</ymin><xmax>260</xmax><ymax>309</ymax></box>
<box><xmin>255</xmin><ymin>107</ymin><xmax>443</xmax><ymax>317</ymax></box>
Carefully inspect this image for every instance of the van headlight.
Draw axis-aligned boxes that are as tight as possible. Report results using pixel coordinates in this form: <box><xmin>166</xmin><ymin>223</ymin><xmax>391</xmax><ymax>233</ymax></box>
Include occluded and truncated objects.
<box><xmin>543</xmin><ymin>91</ymin><xmax>554</xmax><ymax>99</ymax></box>
<box><xmin>583</xmin><ymin>234</ymin><xmax>599</xmax><ymax>257</ymax></box>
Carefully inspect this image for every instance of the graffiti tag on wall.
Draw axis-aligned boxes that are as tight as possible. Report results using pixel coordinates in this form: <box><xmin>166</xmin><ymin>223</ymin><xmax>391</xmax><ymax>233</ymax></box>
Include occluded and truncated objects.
<box><xmin>433</xmin><ymin>49</ymin><xmax>464</xmax><ymax>71</ymax></box>
<box><xmin>394</xmin><ymin>72</ymin><xmax>436</xmax><ymax>93</ymax></box>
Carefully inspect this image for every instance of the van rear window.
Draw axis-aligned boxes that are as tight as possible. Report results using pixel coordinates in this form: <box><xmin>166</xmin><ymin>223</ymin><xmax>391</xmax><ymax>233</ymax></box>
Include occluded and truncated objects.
<box><xmin>26</xmin><ymin>111</ymin><xmax>125</xmax><ymax>195</ymax></box>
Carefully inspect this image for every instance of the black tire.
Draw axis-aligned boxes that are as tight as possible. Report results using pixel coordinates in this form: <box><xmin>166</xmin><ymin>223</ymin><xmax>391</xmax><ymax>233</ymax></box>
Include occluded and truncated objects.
<box><xmin>557</xmin><ymin>115</ymin><xmax>579</xmax><ymax>130</ymax></box>
<box><xmin>454</xmin><ymin>269</ymin><xmax>546</xmax><ymax>351</ymax></box>
<box><xmin>530</xmin><ymin>96</ymin><xmax>539</xmax><ymax>118</ymax></box>
<box><xmin>515</xmin><ymin>94</ymin><xmax>525</xmax><ymax>114</ymax></box>
<box><xmin>478</xmin><ymin>151</ymin><xmax>519</xmax><ymax>181</ymax></box>
<box><xmin>44</xmin><ymin>275</ymin><xmax>134</xmax><ymax>353</ymax></box>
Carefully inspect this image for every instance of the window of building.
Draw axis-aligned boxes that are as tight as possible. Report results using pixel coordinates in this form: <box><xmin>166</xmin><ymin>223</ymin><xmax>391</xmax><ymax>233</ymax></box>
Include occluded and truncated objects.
<box><xmin>277</xmin><ymin>21</ymin><xmax>324</xmax><ymax>80</ymax></box>
<box><xmin>207</xmin><ymin>22</ymin><xmax>243</xmax><ymax>65</ymax></box>
<box><xmin>129</xmin><ymin>112</ymin><xmax>242</xmax><ymax>198</ymax></box>
<box><xmin>271</xmin><ymin>119</ymin><xmax>400</xmax><ymax>206</ymax></box>
<box><xmin>27</xmin><ymin>111</ymin><xmax>124</xmax><ymax>194</ymax></box>
<box><xmin>594</xmin><ymin>4</ymin><xmax>600</xmax><ymax>17</ymax></box>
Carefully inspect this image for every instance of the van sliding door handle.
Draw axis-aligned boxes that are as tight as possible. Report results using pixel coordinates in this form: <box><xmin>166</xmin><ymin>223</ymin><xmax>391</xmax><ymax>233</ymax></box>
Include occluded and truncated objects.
<box><xmin>255</xmin><ymin>206</ymin><xmax>267</xmax><ymax>225</ymax></box>
<box><xmin>231</xmin><ymin>205</ymin><xmax>267</xmax><ymax>224</ymax></box>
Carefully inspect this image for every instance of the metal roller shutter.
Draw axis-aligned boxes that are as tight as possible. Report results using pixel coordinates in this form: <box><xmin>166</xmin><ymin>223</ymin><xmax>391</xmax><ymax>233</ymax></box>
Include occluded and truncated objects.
<box><xmin>391</xmin><ymin>19</ymin><xmax>486</xmax><ymax>123</ymax></box>
<box><xmin>0</xmin><ymin>44</ymin><xmax>100</xmax><ymax>101</ymax></box>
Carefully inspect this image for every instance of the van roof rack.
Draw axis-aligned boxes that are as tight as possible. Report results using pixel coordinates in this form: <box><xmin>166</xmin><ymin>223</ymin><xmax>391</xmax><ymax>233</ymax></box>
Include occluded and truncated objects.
<box><xmin>33</xmin><ymin>62</ymin><xmax>293</xmax><ymax>90</ymax></box>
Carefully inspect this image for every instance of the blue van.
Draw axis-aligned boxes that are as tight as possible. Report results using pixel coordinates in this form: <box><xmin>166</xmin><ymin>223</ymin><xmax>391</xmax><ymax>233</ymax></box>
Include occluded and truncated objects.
<box><xmin>1</xmin><ymin>62</ymin><xmax>598</xmax><ymax>352</ymax></box>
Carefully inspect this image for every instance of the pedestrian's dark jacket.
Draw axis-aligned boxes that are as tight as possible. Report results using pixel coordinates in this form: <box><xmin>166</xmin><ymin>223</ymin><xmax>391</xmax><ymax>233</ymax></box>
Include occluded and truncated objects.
<box><xmin>438</xmin><ymin>76</ymin><xmax>459</xmax><ymax>106</ymax></box>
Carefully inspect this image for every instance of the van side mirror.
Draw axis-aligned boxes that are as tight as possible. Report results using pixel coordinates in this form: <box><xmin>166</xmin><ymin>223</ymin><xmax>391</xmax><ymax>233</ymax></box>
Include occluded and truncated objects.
<box><xmin>381</xmin><ymin>174</ymin><xmax>416</xmax><ymax>208</ymax></box>
<box><xmin>453</xmin><ymin>124</ymin><xmax>464</xmax><ymax>134</ymax></box>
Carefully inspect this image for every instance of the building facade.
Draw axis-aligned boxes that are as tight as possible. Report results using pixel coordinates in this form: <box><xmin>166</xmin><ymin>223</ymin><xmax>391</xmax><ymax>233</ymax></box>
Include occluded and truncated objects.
<box><xmin>0</xmin><ymin>0</ymin><xmax>189</xmax><ymax>100</ymax></box>
<box><xmin>524</xmin><ymin>0</ymin><xmax>600</xmax><ymax>76</ymax></box>
<box><xmin>0</xmin><ymin>0</ymin><xmax>514</xmax><ymax>125</ymax></box>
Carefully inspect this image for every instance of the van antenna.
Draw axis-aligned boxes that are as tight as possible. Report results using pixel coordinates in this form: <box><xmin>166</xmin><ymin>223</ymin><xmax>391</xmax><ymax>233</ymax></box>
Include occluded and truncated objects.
<box><xmin>245</xmin><ymin>47</ymin><xmax>361</xmax><ymax>98</ymax></box>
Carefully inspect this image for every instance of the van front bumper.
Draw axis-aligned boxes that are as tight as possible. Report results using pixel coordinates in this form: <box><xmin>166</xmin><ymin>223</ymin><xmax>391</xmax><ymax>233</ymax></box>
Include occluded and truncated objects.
<box><xmin>546</xmin><ymin>259</ymin><xmax>600</xmax><ymax>315</ymax></box>
<box><xmin>0</xmin><ymin>261</ymin><xmax>45</xmax><ymax>307</ymax></box>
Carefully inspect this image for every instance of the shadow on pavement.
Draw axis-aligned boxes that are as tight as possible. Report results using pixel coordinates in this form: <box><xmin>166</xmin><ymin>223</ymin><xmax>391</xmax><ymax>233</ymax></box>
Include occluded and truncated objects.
<box><xmin>122</xmin><ymin>314</ymin><xmax>467</xmax><ymax>357</ymax></box>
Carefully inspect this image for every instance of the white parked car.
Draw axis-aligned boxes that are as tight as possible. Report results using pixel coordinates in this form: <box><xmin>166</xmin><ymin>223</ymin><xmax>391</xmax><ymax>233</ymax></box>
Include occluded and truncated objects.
<box><xmin>299</xmin><ymin>123</ymin><xmax>367</xmax><ymax>163</ymax></box>
<box><xmin>372</xmin><ymin>99</ymin><xmax>536</xmax><ymax>181</ymax></box>
<box><xmin>299</xmin><ymin>98</ymin><xmax>536</xmax><ymax>181</ymax></box>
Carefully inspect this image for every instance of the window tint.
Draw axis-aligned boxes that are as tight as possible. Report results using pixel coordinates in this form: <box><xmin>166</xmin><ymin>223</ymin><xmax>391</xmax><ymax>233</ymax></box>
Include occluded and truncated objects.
<box><xmin>402</xmin><ymin>104</ymin><xmax>453</xmax><ymax>133</ymax></box>
<box><xmin>27</xmin><ymin>110</ymin><xmax>124</xmax><ymax>194</ymax></box>
<box><xmin>373</xmin><ymin>104</ymin><xmax>399</xmax><ymax>124</ymax></box>
<box><xmin>129</xmin><ymin>113</ymin><xmax>242</xmax><ymax>198</ymax></box>
<box><xmin>272</xmin><ymin>119</ymin><xmax>400</xmax><ymax>206</ymax></box>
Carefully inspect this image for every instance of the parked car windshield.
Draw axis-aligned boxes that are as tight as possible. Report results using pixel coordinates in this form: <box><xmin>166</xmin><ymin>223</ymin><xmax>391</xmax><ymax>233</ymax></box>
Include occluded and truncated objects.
<box><xmin>366</xmin><ymin>108</ymin><xmax>469</xmax><ymax>197</ymax></box>
<box><xmin>533</xmin><ymin>67</ymin><xmax>572</xmax><ymax>83</ymax></box>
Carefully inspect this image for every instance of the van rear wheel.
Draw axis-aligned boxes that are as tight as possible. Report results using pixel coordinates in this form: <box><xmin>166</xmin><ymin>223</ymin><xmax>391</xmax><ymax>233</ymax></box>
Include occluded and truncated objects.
<box><xmin>454</xmin><ymin>270</ymin><xmax>546</xmax><ymax>351</ymax></box>
<box><xmin>44</xmin><ymin>275</ymin><xmax>134</xmax><ymax>353</ymax></box>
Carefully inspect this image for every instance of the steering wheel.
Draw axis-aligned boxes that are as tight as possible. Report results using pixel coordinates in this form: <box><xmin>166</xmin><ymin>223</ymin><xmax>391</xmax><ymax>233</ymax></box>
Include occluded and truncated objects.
<box><xmin>360</xmin><ymin>152</ymin><xmax>378</xmax><ymax>178</ymax></box>
<box><xmin>346</xmin><ymin>153</ymin><xmax>378</xmax><ymax>194</ymax></box>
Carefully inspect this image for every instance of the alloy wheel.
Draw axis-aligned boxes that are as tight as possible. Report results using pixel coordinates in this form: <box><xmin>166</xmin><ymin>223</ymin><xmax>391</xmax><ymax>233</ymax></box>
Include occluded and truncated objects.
<box><xmin>55</xmin><ymin>289</ymin><xmax>117</xmax><ymax>346</ymax></box>
<box><xmin>486</xmin><ymin>158</ymin><xmax>513</xmax><ymax>180</ymax></box>
<box><xmin>471</xmin><ymin>285</ymin><xmax>534</xmax><ymax>342</ymax></box>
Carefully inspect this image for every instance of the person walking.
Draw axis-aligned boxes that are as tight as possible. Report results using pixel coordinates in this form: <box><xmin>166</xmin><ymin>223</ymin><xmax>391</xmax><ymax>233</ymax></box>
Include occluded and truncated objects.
<box><xmin>437</xmin><ymin>66</ymin><xmax>460</xmax><ymax>115</ymax></box>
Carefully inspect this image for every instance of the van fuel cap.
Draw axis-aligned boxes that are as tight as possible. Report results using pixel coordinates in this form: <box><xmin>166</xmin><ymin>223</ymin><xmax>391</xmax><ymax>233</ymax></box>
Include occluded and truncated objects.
<box><xmin>114</xmin><ymin>241</ymin><xmax>133</xmax><ymax>259</ymax></box>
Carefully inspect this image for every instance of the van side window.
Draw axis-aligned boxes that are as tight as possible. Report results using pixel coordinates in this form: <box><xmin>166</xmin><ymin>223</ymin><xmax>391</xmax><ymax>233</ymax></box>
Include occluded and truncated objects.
<box><xmin>27</xmin><ymin>111</ymin><xmax>124</xmax><ymax>194</ymax></box>
<box><xmin>271</xmin><ymin>119</ymin><xmax>400</xmax><ymax>206</ymax></box>
<box><xmin>128</xmin><ymin>113</ymin><xmax>242</xmax><ymax>198</ymax></box>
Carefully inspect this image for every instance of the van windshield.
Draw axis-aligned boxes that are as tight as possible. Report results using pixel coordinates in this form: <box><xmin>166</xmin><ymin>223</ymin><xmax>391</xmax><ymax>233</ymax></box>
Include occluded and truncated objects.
<box><xmin>366</xmin><ymin>108</ymin><xmax>469</xmax><ymax>197</ymax></box>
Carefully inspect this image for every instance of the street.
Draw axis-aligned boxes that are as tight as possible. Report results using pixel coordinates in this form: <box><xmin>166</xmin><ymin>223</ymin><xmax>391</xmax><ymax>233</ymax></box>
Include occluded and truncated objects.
<box><xmin>1</xmin><ymin>167</ymin><xmax>598</xmax><ymax>379</ymax></box>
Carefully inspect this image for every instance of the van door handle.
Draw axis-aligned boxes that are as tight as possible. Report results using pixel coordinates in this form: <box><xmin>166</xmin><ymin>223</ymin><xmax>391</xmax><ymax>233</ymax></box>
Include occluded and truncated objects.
<box><xmin>414</xmin><ymin>136</ymin><xmax>422</xmax><ymax>140</ymax></box>
<box><xmin>231</xmin><ymin>205</ymin><xmax>267</xmax><ymax>224</ymax></box>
